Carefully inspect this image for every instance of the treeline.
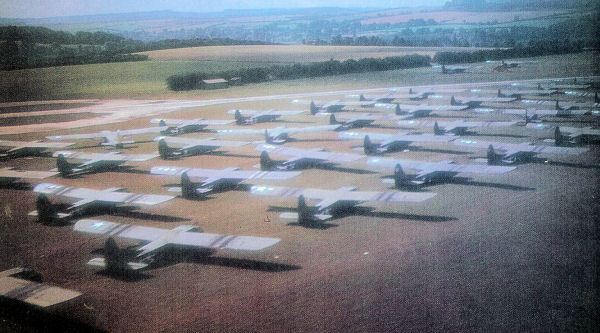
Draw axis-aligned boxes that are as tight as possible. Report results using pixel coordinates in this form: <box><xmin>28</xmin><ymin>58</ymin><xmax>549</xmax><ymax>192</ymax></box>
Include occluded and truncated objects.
<box><xmin>433</xmin><ymin>40</ymin><xmax>584</xmax><ymax>65</ymax></box>
<box><xmin>0</xmin><ymin>26</ymin><xmax>124</xmax><ymax>45</ymax></box>
<box><xmin>167</xmin><ymin>54</ymin><xmax>431</xmax><ymax>91</ymax></box>
<box><xmin>118</xmin><ymin>38</ymin><xmax>272</xmax><ymax>53</ymax></box>
<box><xmin>0</xmin><ymin>25</ymin><xmax>273</xmax><ymax>70</ymax></box>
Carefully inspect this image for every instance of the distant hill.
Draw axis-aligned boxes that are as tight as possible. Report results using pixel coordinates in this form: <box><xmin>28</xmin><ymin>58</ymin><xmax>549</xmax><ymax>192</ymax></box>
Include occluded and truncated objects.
<box><xmin>2</xmin><ymin>8</ymin><xmax>376</xmax><ymax>25</ymax></box>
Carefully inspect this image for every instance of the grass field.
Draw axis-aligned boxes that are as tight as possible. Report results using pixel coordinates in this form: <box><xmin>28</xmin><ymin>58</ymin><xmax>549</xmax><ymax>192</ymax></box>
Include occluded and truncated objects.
<box><xmin>0</xmin><ymin>60</ymin><xmax>285</xmax><ymax>102</ymax></box>
<box><xmin>0</xmin><ymin>50</ymin><xmax>597</xmax><ymax>104</ymax></box>
<box><xmin>360</xmin><ymin>9</ymin><xmax>568</xmax><ymax>25</ymax></box>
<box><xmin>138</xmin><ymin>45</ymin><xmax>481</xmax><ymax>63</ymax></box>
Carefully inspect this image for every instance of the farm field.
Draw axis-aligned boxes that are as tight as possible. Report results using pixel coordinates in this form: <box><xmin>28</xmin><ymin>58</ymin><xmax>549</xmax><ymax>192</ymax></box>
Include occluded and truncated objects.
<box><xmin>0</xmin><ymin>59</ymin><xmax>285</xmax><ymax>102</ymax></box>
<box><xmin>0</xmin><ymin>51</ymin><xmax>597</xmax><ymax>104</ymax></box>
<box><xmin>360</xmin><ymin>9</ymin><xmax>569</xmax><ymax>24</ymax></box>
<box><xmin>138</xmin><ymin>45</ymin><xmax>488</xmax><ymax>63</ymax></box>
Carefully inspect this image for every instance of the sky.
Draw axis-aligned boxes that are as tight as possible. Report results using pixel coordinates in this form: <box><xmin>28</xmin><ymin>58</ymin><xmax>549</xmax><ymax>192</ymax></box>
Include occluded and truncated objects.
<box><xmin>0</xmin><ymin>0</ymin><xmax>447</xmax><ymax>19</ymax></box>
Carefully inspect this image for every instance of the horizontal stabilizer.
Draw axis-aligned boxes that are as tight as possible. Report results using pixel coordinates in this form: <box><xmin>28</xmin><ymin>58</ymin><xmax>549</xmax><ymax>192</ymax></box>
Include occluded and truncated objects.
<box><xmin>87</xmin><ymin>258</ymin><xmax>148</xmax><ymax>270</ymax></box>
<box><xmin>27</xmin><ymin>211</ymin><xmax>70</xmax><ymax>218</ymax></box>
<box><xmin>381</xmin><ymin>178</ymin><xmax>424</xmax><ymax>185</ymax></box>
<box><xmin>279</xmin><ymin>212</ymin><xmax>332</xmax><ymax>221</ymax></box>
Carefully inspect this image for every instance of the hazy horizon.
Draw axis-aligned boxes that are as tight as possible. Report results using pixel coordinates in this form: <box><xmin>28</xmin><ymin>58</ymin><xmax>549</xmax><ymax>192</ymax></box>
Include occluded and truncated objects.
<box><xmin>1</xmin><ymin>1</ymin><xmax>448</xmax><ymax>19</ymax></box>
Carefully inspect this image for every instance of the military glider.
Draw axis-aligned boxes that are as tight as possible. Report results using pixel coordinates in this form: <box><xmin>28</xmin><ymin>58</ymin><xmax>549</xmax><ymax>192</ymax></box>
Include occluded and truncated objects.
<box><xmin>73</xmin><ymin>219</ymin><xmax>280</xmax><ymax>274</ymax></box>
<box><xmin>250</xmin><ymin>185</ymin><xmax>436</xmax><ymax>225</ymax></box>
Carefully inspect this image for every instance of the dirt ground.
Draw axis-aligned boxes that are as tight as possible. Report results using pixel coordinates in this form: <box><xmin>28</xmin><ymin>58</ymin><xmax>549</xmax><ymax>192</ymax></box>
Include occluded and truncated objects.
<box><xmin>0</xmin><ymin>77</ymin><xmax>599</xmax><ymax>331</ymax></box>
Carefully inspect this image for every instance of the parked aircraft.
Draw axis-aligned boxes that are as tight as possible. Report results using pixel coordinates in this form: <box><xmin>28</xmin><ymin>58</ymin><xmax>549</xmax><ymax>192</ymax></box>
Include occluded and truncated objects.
<box><xmin>0</xmin><ymin>140</ymin><xmax>74</xmax><ymax>158</ymax></box>
<box><xmin>454</xmin><ymin>139</ymin><xmax>588</xmax><ymax>164</ymax></box>
<box><xmin>0</xmin><ymin>267</ymin><xmax>81</xmax><ymax>308</ymax></box>
<box><xmin>73</xmin><ymin>219</ymin><xmax>280</xmax><ymax>274</ymax></box>
<box><xmin>495</xmin><ymin>88</ymin><xmax>558</xmax><ymax>97</ymax></box>
<box><xmin>356</xmin><ymin>89</ymin><xmax>435</xmax><ymax>102</ymax></box>
<box><xmin>255</xmin><ymin>144</ymin><xmax>363</xmax><ymax>170</ymax></box>
<box><xmin>154</xmin><ymin>136</ymin><xmax>249</xmax><ymax>159</ymax></box>
<box><xmin>450</xmin><ymin>96</ymin><xmax>517</xmax><ymax>108</ymax></box>
<box><xmin>150</xmin><ymin>166</ymin><xmax>301</xmax><ymax>198</ymax></box>
<box><xmin>228</xmin><ymin>109</ymin><xmax>304</xmax><ymax>125</ymax></box>
<box><xmin>0</xmin><ymin>167</ymin><xmax>58</xmax><ymax>183</ymax></box>
<box><xmin>519</xmin><ymin>99</ymin><xmax>593</xmax><ymax>111</ymax></box>
<box><xmin>396</xmin><ymin>120</ymin><xmax>519</xmax><ymax>135</ymax></box>
<box><xmin>505</xmin><ymin>108</ymin><xmax>589</xmax><ymax>119</ymax></box>
<box><xmin>249</xmin><ymin>185</ymin><xmax>436</xmax><ymax>225</ymax></box>
<box><xmin>298</xmin><ymin>100</ymin><xmax>374</xmax><ymax>114</ymax></box>
<box><xmin>216</xmin><ymin>124</ymin><xmax>340</xmax><ymax>144</ymax></box>
<box><xmin>366</xmin><ymin>157</ymin><xmax>515</xmax><ymax>187</ymax></box>
<box><xmin>525</xmin><ymin>125</ymin><xmax>600</xmax><ymax>145</ymax></box>
<box><xmin>53</xmin><ymin>151</ymin><xmax>158</xmax><ymax>177</ymax></box>
<box><xmin>394</xmin><ymin>103</ymin><xmax>469</xmax><ymax>117</ymax></box>
<box><xmin>31</xmin><ymin>183</ymin><xmax>175</xmax><ymax>224</ymax></box>
<box><xmin>441</xmin><ymin>65</ymin><xmax>467</xmax><ymax>74</ymax></box>
<box><xmin>47</xmin><ymin>127</ymin><xmax>168</xmax><ymax>148</ymax></box>
<box><xmin>339</xmin><ymin>131</ymin><xmax>455</xmax><ymax>155</ymax></box>
<box><xmin>150</xmin><ymin>118</ymin><xmax>233</xmax><ymax>135</ymax></box>
<box><xmin>328</xmin><ymin>113</ymin><xmax>379</xmax><ymax>129</ymax></box>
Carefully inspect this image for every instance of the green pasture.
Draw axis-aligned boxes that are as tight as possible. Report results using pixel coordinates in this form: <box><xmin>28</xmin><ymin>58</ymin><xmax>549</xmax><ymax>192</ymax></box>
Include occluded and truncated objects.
<box><xmin>0</xmin><ymin>60</ymin><xmax>284</xmax><ymax>102</ymax></box>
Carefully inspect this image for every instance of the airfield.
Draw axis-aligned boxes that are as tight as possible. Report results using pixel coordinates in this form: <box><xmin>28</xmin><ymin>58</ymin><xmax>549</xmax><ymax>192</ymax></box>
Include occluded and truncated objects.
<box><xmin>1</xmin><ymin>55</ymin><xmax>599</xmax><ymax>331</ymax></box>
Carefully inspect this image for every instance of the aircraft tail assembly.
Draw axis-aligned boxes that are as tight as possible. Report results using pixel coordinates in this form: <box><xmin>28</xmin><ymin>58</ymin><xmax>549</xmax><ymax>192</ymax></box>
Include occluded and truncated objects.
<box><xmin>180</xmin><ymin>172</ymin><xmax>197</xmax><ymax>199</ymax></box>
<box><xmin>36</xmin><ymin>194</ymin><xmax>59</xmax><ymax>224</ymax></box>
<box><xmin>394</xmin><ymin>164</ymin><xmax>412</xmax><ymax>188</ymax></box>
<box><xmin>310</xmin><ymin>101</ymin><xmax>319</xmax><ymax>115</ymax></box>
<box><xmin>363</xmin><ymin>135</ymin><xmax>377</xmax><ymax>155</ymax></box>
<box><xmin>433</xmin><ymin>121</ymin><xmax>444</xmax><ymax>135</ymax></box>
<box><xmin>88</xmin><ymin>237</ymin><xmax>148</xmax><ymax>275</ymax></box>
<box><xmin>487</xmin><ymin>145</ymin><xmax>500</xmax><ymax>165</ymax></box>
<box><xmin>158</xmin><ymin>138</ymin><xmax>177</xmax><ymax>159</ymax></box>
<box><xmin>260</xmin><ymin>151</ymin><xmax>278</xmax><ymax>171</ymax></box>
<box><xmin>234</xmin><ymin>110</ymin><xmax>245</xmax><ymax>125</ymax></box>
<box><xmin>554</xmin><ymin>127</ymin><xmax>568</xmax><ymax>146</ymax></box>
<box><xmin>56</xmin><ymin>154</ymin><xmax>74</xmax><ymax>177</ymax></box>
<box><xmin>395</xmin><ymin>104</ymin><xmax>401</xmax><ymax>116</ymax></box>
<box><xmin>329</xmin><ymin>114</ymin><xmax>341</xmax><ymax>125</ymax></box>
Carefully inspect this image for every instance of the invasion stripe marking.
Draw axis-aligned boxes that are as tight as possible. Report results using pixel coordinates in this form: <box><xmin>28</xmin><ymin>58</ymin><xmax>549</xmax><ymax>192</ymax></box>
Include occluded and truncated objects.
<box><xmin>54</xmin><ymin>186</ymin><xmax>73</xmax><ymax>196</ymax></box>
<box><xmin>208</xmin><ymin>235</ymin><xmax>228</xmax><ymax>248</ymax></box>
<box><xmin>215</xmin><ymin>235</ymin><xmax>237</xmax><ymax>249</ymax></box>
<box><xmin>103</xmin><ymin>222</ymin><xmax>124</xmax><ymax>235</ymax></box>
<box><xmin>4</xmin><ymin>281</ymin><xmax>47</xmax><ymax>301</ymax></box>
<box><xmin>124</xmin><ymin>193</ymin><xmax>145</xmax><ymax>204</ymax></box>
<box><xmin>112</xmin><ymin>224</ymin><xmax>134</xmax><ymax>237</ymax></box>
<box><xmin>176</xmin><ymin>168</ymin><xmax>191</xmax><ymax>176</ymax></box>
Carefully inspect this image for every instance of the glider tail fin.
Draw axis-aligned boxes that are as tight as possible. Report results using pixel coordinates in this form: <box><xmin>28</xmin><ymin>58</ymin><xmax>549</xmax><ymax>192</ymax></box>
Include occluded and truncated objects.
<box><xmin>56</xmin><ymin>154</ymin><xmax>74</xmax><ymax>177</ymax></box>
<box><xmin>234</xmin><ymin>110</ymin><xmax>244</xmax><ymax>125</ymax></box>
<box><xmin>363</xmin><ymin>135</ymin><xmax>377</xmax><ymax>155</ymax></box>
<box><xmin>394</xmin><ymin>164</ymin><xmax>410</xmax><ymax>188</ymax></box>
<box><xmin>260</xmin><ymin>151</ymin><xmax>276</xmax><ymax>171</ymax></box>
<box><xmin>158</xmin><ymin>139</ymin><xmax>171</xmax><ymax>160</ymax></box>
<box><xmin>554</xmin><ymin>126</ymin><xmax>565</xmax><ymax>146</ymax></box>
<box><xmin>329</xmin><ymin>114</ymin><xmax>340</xmax><ymax>125</ymax></box>
<box><xmin>433</xmin><ymin>121</ymin><xmax>444</xmax><ymax>135</ymax></box>
<box><xmin>297</xmin><ymin>195</ymin><xmax>313</xmax><ymax>225</ymax></box>
<box><xmin>487</xmin><ymin>144</ymin><xmax>499</xmax><ymax>165</ymax></box>
<box><xmin>310</xmin><ymin>101</ymin><xmax>319</xmax><ymax>115</ymax></box>
<box><xmin>36</xmin><ymin>194</ymin><xmax>57</xmax><ymax>225</ymax></box>
<box><xmin>395</xmin><ymin>104</ymin><xmax>401</xmax><ymax>116</ymax></box>
<box><xmin>264</xmin><ymin>129</ymin><xmax>273</xmax><ymax>144</ymax></box>
<box><xmin>180</xmin><ymin>172</ymin><xmax>196</xmax><ymax>199</ymax></box>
